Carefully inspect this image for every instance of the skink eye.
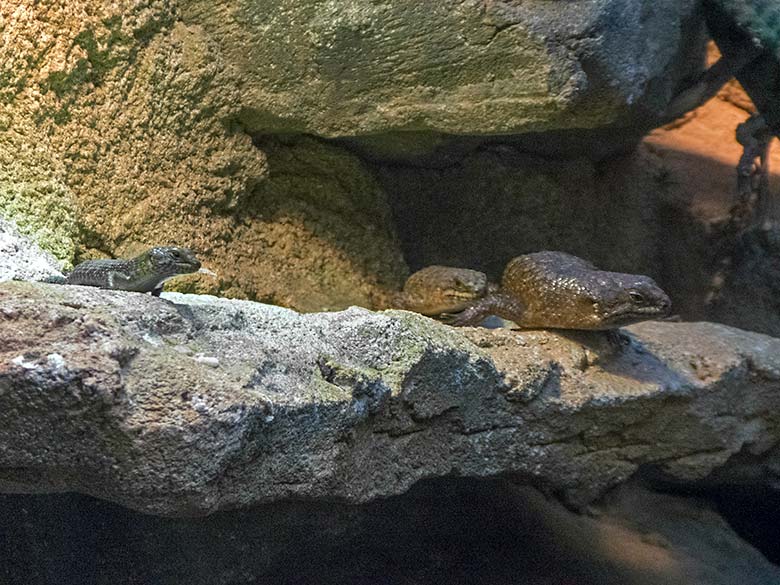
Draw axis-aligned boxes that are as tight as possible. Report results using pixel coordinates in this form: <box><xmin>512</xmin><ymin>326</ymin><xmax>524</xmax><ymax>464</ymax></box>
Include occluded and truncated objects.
<box><xmin>628</xmin><ymin>290</ymin><xmax>645</xmax><ymax>304</ymax></box>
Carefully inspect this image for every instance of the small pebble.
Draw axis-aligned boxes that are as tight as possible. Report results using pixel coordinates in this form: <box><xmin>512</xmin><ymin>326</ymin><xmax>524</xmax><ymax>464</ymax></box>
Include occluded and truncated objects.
<box><xmin>11</xmin><ymin>355</ymin><xmax>38</xmax><ymax>370</ymax></box>
<box><xmin>193</xmin><ymin>353</ymin><xmax>220</xmax><ymax>368</ymax></box>
<box><xmin>0</xmin><ymin>308</ymin><xmax>19</xmax><ymax>319</ymax></box>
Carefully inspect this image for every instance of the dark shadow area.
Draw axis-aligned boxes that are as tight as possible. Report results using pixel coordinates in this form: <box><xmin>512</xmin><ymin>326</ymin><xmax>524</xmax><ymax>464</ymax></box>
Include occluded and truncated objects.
<box><xmin>4</xmin><ymin>476</ymin><xmax>770</xmax><ymax>585</ymax></box>
<box><xmin>657</xmin><ymin>158</ymin><xmax>780</xmax><ymax>335</ymax></box>
<box><xmin>639</xmin><ymin>445</ymin><xmax>780</xmax><ymax>566</ymax></box>
<box><xmin>373</xmin><ymin>144</ymin><xmax>664</xmax><ymax>281</ymax></box>
<box><xmin>711</xmin><ymin>486</ymin><xmax>780</xmax><ymax>566</ymax></box>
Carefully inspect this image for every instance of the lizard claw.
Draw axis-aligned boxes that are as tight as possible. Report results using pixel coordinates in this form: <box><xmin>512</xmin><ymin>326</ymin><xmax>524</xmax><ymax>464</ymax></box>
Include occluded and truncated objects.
<box><xmin>438</xmin><ymin>312</ymin><xmax>459</xmax><ymax>325</ymax></box>
<box><xmin>605</xmin><ymin>329</ymin><xmax>632</xmax><ymax>350</ymax></box>
<box><xmin>438</xmin><ymin>310</ymin><xmax>482</xmax><ymax>327</ymax></box>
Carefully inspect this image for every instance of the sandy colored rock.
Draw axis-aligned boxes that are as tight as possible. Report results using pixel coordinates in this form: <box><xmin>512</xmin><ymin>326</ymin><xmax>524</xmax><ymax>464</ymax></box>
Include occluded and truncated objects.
<box><xmin>0</xmin><ymin>1</ymin><xmax>406</xmax><ymax>310</ymax></box>
<box><xmin>199</xmin><ymin>136</ymin><xmax>406</xmax><ymax>310</ymax></box>
<box><xmin>0</xmin><ymin>218</ymin><xmax>63</xmax><ymax>281</ymax></box>
<box><xmin>0</xmin><ymin>116</ymin><xmax>78</xmax><ymax>264</ymax></box>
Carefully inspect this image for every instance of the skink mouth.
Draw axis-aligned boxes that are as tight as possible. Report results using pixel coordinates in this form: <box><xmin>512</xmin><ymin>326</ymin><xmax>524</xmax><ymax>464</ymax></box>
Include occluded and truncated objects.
<box><xmin>604</xmin><ymin>304</ymin><xmax>671</xmax><ymax>324</ymax></box>
<box><xmin>446</xmin><ymin>291</ymin><xmax>482</xmax><ymax>300</ymax></box>
<box><xmin>175</xmin><ymin>261</ymin><xmax>201</xmax><ymax>272</ymax></box>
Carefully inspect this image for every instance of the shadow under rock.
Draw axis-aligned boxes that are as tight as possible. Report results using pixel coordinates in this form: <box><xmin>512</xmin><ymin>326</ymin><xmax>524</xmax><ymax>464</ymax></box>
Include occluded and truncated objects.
<box><xmin>638</xmin><ymin>442</ymin><xmax>780</xmax><ymax>566</ymax></box>
<box><xmin>0</xmin><ymin>477</ymin><xmax>746</xmax><ymax>585</ymax></box>
<box><xmin>376</xmin><ymin>145</ymin><xmax>663</xmax><ymax>282</ymax></box>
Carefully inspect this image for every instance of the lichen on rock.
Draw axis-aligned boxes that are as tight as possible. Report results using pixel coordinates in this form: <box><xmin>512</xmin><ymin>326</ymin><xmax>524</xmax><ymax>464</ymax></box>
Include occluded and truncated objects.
<box><xmin>1</xmin><ymin>282</ymin><xmax>779</xmax><ymax>517</ymax></box>
<box><xmin>0</xmin><ymin>131</ymin><xmax>78</xmax><ymax>264</ymax></box>
<box><xmin>0</xmin><ymin>171</ymin><xmax>78</xmax><ymax>266</ymax></box>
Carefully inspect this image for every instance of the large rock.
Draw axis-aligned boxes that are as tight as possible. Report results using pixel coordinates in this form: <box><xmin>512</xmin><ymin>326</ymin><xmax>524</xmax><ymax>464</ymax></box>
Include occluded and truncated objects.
<box><xmin>0</xmin><ymin>123</ymin><xmax>78</xmax><ymax>264</ymax></box>
<box><xmin>0</xmin><ymin>1</ymin><xmax>406</xmax><ymax>309</ymax></box>
<box><xmin>1</xmin><ymin>281</ymin><xmax>779</xmax><ymax>516</ymax></box>
<box><xmin>183</xmin><ymin>0</ymin><xmax>702</xmax><ymax>137</ymax></box>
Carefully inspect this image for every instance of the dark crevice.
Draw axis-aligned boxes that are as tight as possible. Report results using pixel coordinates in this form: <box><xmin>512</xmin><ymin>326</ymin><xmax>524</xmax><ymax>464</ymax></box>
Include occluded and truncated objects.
<box><xmin>637</xmin><ymin>447</ymin><xmax>780</xmax><ymax>567</ymax></box>
<box><xmin>710</xmin><ymin>485</ymin><xmax>780</xmax><ymax>565</ymax></box>
<box><xmin>1</xmin><ymin>474</ymin><xmax>778</xmax><ymax>584</ymax></box>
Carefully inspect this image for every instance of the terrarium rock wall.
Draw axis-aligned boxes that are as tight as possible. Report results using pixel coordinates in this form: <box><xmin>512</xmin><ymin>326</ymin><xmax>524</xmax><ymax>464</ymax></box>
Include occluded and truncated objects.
<box><xmin>2</xmin><ymin>1</ymin><xmax>780</xmax><ymax>582</ymax></box>
<box><xmin>0</xmin><ymin>0</ymin><xmax>705</xmax><ymax>311</ymax></box>
<box><xmin>0</xmin><ymin>1</ymin><xmax>406</xmax><ymax>309</ymax></box>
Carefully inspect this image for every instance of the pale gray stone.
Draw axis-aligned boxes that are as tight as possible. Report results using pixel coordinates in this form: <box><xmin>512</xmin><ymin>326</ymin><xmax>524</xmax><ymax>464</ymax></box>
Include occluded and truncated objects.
<box><xmin>0</xmin><ymin>218</ymin><xmax>63</xmax><ymax>283</ymax></box>
<box><xmin>1</xmin><ymin>281</ymin><xmax>779</xmax><ymax>518</ymax></box>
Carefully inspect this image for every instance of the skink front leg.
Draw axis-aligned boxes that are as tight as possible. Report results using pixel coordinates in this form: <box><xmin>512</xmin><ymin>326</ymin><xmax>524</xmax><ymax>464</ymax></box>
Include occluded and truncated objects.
<box><xmin>106</xmin><ymin>271</ymin><xmax>134</xmax><ymax>290</ymax></box>
<box><xmin>442</xmin><ymin>293</ymin><xmax>526</xmax><ymax>327</ymax></box>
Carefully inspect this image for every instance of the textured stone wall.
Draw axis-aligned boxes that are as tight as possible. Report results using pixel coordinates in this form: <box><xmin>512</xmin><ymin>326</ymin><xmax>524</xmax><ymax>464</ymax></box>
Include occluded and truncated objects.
<box><xmin>0</xmin><ymin>0</ymin><xmax>706</xmax><ymax>310</ymax></box>
<box><xmin>0</xmin><ymin>1</ymin><xmax>408</xmax><ymax>308</ymax></box>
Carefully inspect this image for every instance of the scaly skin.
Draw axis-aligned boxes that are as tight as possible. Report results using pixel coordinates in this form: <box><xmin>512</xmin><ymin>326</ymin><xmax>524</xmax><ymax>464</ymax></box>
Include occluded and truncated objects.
<box><xmin>447</xmin><ymin>251</ymin><xmax>671</xmax><ymax>329</ymax></box>
<box><xmin>391</xmin><ymin>265</ymin><xmax>491</xmax><ymax>316</ymax></box>
<box><xmin>42</xmin><ymin>247</ymin><xmax>201</xmax><ymax>296</ymax></box>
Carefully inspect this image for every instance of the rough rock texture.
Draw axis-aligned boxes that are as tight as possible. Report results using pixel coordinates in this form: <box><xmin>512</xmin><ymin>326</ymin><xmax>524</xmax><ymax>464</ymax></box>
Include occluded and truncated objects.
<box><xmin>184</xmin><ymin>0</ymin><xmax>702</xmax><ymax>137</ymax></box>
<box><xmin>377</xmin><ymin>144</ymin><xmax>664</xmax><ymax>280</ymax></box>
<box><xmin>219</xmin><ymin>135</ymin><xmax>405</xmax><ymax>310</ymax></box>
<box><xmin>1</xmin><ymin>480</ymin><xmax>778</xmax><ymax>585</ymax></box>
<box><xmin>0</xmin><ymin>1</ymin><xmax>406</xmax><ymax>309</ymax></box>
<box><xmin>0</xmin><ymin>218</ymin><xmax>63</xmax><ymax>282</ymax></box>
<box><xmin>0</xmin><ymin>0</ymin><xmax>714</xmax><ymax>309</ymax></box>
<box><xmin>1</xmin><ymin>281</ymin><xmax>779</xmax><ymax>516</ymax></box>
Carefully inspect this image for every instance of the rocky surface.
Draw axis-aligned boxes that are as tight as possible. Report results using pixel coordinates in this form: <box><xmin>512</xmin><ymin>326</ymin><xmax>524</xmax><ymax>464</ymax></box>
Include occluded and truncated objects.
<box><xmin>1</xmin><ymin>479</ymin><xmax>778</xmax><ymax>585</ymax></box>
<box><xmin>0</xmin><ymin>0</ymin><xmax>716</xmax><ymax>311</ymax></box>
<box><xmin>1</xmin><ymin>281</ymin><xmax>779</xmax><ymax>516</ymax></box>
<box><xmin>185</xmin><ymin>0</ymin><xmax>702</xmax><ymax>138</ymax></box>
<box><xmin>2</xmin><ymin>2</ymin><xmax>779</xmax><ymax>581</ymax></box>
<box><xmin>0</xmin><ymin>217</ymin><xmax>63</xmax><ymax>281</ymax></box>
<box><xmin>2</xmin><ymin>0</ymin><xmax>776</xmax><ymax>332</ymax></box>
<box><xmin>376</xmin><ymin>42</ymin><xmax>780</xmax><ymax>337</ymax></box>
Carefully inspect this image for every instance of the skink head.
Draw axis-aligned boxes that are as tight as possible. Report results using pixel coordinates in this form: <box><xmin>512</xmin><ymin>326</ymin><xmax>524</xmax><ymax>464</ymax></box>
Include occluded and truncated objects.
<box><xmin>585</xmin><ymin>273</ymin><xmax>672</xmax><ymax>328</ymax></box>
<box><xmin>149</xmin><ymin>246</ymin><xmax>202</xmax><ymax>276</ymax></box>
<box><xmin>399</xmin><ymin>266</ymin><xmax>490</xmax><ymax>315</ymax></box>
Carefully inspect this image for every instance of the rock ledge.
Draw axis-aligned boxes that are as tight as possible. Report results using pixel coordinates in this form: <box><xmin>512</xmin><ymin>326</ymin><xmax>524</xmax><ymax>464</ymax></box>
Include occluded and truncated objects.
<box><xmin>0</xmin><ymin>282</ymin><xmax>779</xmax><ymax>516</ymax></box>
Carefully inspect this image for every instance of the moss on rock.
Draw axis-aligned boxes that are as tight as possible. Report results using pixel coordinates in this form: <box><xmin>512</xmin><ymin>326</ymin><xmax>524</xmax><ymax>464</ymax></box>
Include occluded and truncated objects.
<box><xmin>0</xmin><ymin>1</ymin><xmax>406</xmax><ymax>309</ymax></box>
<box><xmin>0</xmin><ymin>178</ymin><xmax>77</xmax><ymax>265</ymax></box>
